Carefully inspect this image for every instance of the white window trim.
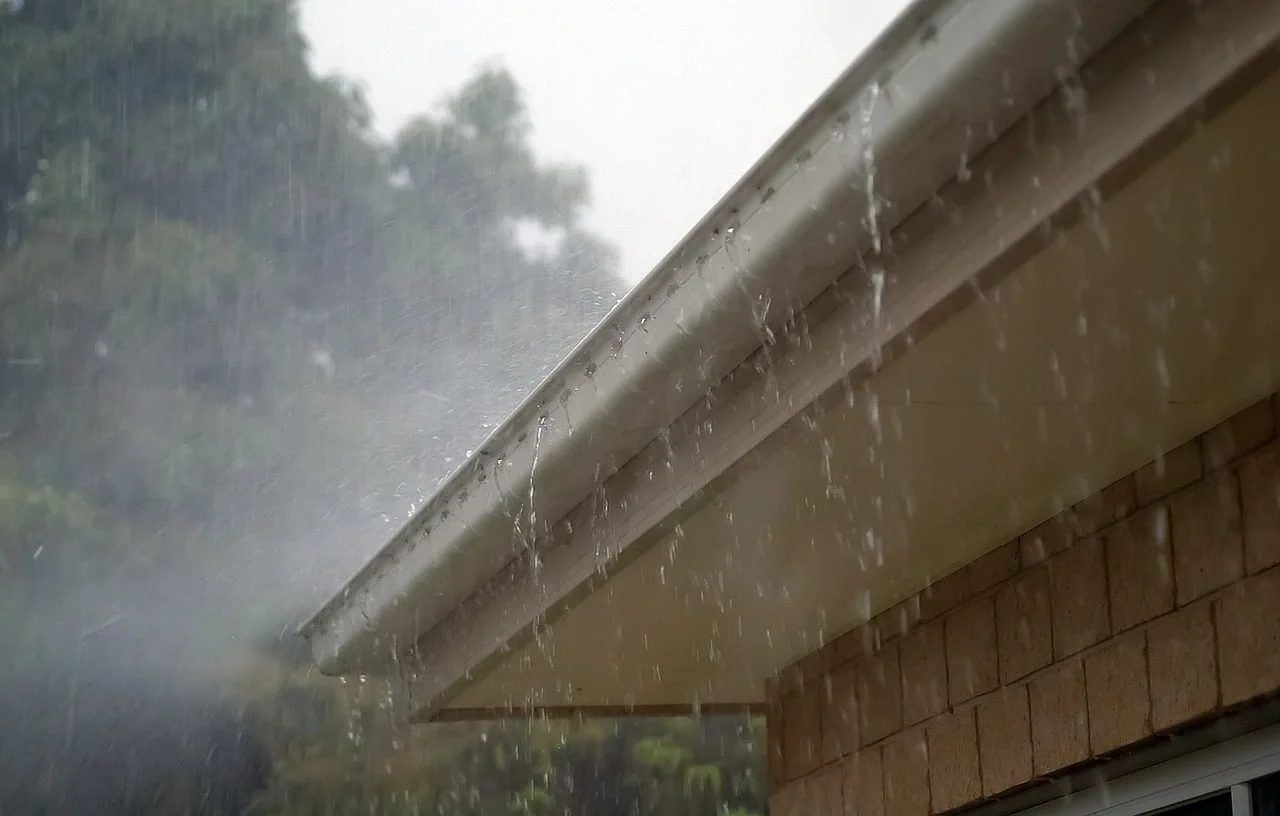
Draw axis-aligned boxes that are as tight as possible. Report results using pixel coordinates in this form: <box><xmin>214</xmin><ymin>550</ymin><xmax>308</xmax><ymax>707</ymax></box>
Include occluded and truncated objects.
<box><xmin>1022</xmin><ymin>723</ymin><xmax>1280</xmax><ymax>816</ymax></box>
<box><xmin>1231</xmin><ymin>783</ymin><xmax>1254</xmax><ymax>816</ymax></box>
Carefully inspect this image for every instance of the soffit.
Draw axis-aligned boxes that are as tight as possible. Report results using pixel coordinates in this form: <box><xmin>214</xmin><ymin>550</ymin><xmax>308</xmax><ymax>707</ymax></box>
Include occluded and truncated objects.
<box><xmin>446</xmin><ymin>65</ymin><xmax>1280</xmax><ymax>714</ymax></box>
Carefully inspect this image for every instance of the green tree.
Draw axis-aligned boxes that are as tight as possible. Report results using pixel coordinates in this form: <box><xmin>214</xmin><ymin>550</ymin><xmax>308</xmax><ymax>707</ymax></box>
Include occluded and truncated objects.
<box><xmin>0</xmin><ymin>1</ymin><xmax>761</xmax><ymax>813</ymax></box>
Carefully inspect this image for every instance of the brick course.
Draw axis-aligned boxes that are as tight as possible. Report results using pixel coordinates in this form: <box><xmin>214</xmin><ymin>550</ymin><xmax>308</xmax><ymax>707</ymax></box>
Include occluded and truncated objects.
<box><xmin>856</xmin><ymin>643</ymin><xmax>903</xmax><ymax>746</ymax></box>
<box><xmin>1170</xmin><ymin>471</ymin><xmax>1244</xmax><ymax>604</ymax></box>
<box><xmin>1216</xmin><ymin>568</ymin><xmax>1280</xmax><ymax>706</ymax></box>
<box><xmin>977</xmin><ymin>687</ymin><xmax>1032</xmax><ymax>797</ymax></box>
<box><xmin>1136</xmin><ymin>440</ymin><xmax>1201</xmax><ymax>505</ymax></box>
<box><xmin>926</xmin><ymin>709</ymin><xmax>981</xmax><ymax>812</ymax></box>
<box><xmin>824</xmin><ymin>664</ymin><xmax>860</xmax><ymax>763</ymax></box>
<box><xmin>996</xmin><ymin>567</ymin><xmax>1052</xmax><ymax>683</ymax></box>
<box><xmin>901</xmin><ymin>621</ymin><xmax>948</xmax><ymax>726</ymax></box>
<box><xmin>782</xmin><ymin>689</ymin><xmax>823</xmax><ymax>780</ymax></box>
<box><xmin>1029</xmin><ymin>660</ymin><xmax>1089</xmax><ymax>776</ymax></box>
<box><xmin>841</xmin><ymin>745</ymin><xmax>884</xmax><ymax>816</ymax></box>
<box><xmin>1104</xmin><ymin>505</ymin><xmax>1174</xmax><ymax>633</ymax></box>
<box><xmin>968</xmin><ymin>542</ymin><xmax>1021</xmax><ymax>595</ymax></box>
<box><xmin>882</xmin><ymin>728</ymin><xmax>930</xmax><ymax>816</ymax></box>
<box><xmin>1049</xmin><ymin>535</ymin><xmax>1110</xmax><ymax>658</ymax></box>
<box><xmin>1240</xmin><ymin>443</ymin><xmax>1280</xmax><ymax>573</ymax></box>
<box><xmin>1084</xmin><ymin>632</ymin><xmax>1151</xmax><ymax>755</ymax></box>
<box><xmin>945</xmin><ymin>598</ymin><xmax>999</xmax><ymax>705</ymax></box>
<box><xmin>768</xmin><ymin>395</ymin><xmax>1280</xmax><ymax>815</ymax></box>
<box><xmin>1147</xmin><ymin>601</ymin><xmax>1218</xmax><ymax>730</ymax></box>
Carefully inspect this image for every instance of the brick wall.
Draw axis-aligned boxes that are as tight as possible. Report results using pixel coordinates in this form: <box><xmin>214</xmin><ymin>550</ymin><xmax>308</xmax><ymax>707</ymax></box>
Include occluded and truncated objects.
<box><xmin>767</xmin><ymin>395</ymin><xmax>1280</xmax><ymax>815</ymax></box>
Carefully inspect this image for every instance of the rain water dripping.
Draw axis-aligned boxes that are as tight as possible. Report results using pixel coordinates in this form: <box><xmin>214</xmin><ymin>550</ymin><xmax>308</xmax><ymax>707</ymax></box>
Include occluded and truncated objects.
<box><xmin>866</xmin><ymin>391</ymin><xmax>882</xmax><ymax>446</ymax></box>
<box><xmin>868</xmin><ymin>264</ymin><xmax>887</xmax><ymax>369</ymax></box>
<box><xmin>1155</xmin><ymin>347</ymin><xmax>1171</xmax><ymax>396</ymax></box>
<box><xmin>860</xmin><ymin>81</ymin><xmax>885</xmax><ymax>253</ymax></box>
<box><xmin>1082</xmin><ymin>184</ymin><xmax>1111</xmax><ymax>252</ymax></box>
<box><xmin>526</xmin><ymin>416</ymin><xmax>549</xmax><ymax>575</ymax></box>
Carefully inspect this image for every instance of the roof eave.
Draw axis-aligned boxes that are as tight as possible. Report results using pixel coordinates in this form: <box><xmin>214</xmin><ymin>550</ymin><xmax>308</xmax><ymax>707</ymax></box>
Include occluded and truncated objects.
<box><xmin>302</xmin><ymin>0</ymin><xmax>1158</xmax><ymax>675</ymax></box>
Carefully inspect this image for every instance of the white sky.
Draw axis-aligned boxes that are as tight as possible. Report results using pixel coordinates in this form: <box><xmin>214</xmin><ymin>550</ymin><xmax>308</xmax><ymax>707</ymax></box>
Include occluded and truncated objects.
<box><xmin>301</xmin><ymin>0</ymin><xmax>910</xmax><ymax>284</ymax></box>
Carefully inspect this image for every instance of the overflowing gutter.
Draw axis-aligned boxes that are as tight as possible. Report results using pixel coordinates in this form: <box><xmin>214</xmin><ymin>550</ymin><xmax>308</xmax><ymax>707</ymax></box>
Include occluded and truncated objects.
<box><xmin>301</xmin><ymin>0</ymin><xmax>1158</xmax><ymax>676</ymax></box>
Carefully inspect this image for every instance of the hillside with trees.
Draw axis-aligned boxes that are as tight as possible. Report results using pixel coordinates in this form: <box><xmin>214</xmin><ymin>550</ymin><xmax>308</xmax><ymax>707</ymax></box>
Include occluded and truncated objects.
<box><xmin>0</xmin><ymin>0</ymin><xmax>765</xmax><ymax>813</ymax></box>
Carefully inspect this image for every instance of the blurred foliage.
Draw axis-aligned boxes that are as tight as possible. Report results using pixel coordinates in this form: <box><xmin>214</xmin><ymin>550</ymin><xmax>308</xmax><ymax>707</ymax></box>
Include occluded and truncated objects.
<box><xmin>0</xmin><ymin>0</ymin><xmax>762</xmax><ymax>813</ymax></box>
<box><xmin>241</xmin><ymin>664</ymin><xmax>765</xmax><ymax>815</ymax></box>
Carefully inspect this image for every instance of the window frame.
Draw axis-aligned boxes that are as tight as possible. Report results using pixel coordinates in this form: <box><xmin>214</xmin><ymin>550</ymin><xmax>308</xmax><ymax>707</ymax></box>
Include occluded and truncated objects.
<box><xmin>1021</xmin><ymin>723</ymin><xmax>1280</xmax><ymax>816</ymax></box>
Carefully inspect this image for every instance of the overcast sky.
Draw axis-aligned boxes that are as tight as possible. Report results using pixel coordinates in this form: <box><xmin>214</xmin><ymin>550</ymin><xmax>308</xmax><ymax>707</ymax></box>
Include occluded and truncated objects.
<box><xmin>301</xmin><ymin>0</ymin><xmax>909</xmax><ymax>284</ymax></box>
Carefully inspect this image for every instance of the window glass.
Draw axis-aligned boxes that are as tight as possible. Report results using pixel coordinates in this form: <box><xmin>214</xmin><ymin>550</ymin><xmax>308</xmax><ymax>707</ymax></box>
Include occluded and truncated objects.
<box><xmin>1152</xmin><ymin>792</ymin><xmax>1234</xmax><ymax>816</ymax></box>
<box><xmin>1254</xmin><ymin>770</ymin><xmax>1280</xmax><ymax>816</ymax></box>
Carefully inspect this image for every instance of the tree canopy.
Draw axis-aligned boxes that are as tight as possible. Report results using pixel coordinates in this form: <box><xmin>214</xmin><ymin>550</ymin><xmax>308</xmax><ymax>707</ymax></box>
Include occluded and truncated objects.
<box><xmin>0</xmin><ymin>1</ymin><xmax>763</xmax><ymax>813</ymax></box>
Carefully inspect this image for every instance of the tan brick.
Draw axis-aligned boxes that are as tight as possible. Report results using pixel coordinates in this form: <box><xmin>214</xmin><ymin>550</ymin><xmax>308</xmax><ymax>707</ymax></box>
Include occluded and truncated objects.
<box><xmin>969</xmin><ymin>541</ymin><xmax>1021</xmax><ymax>595</ymax></box>
<box><xmin>782</xmin><ymin>690</ymin><xmax>823</xmax><ymax>780</ymax></box>
<box><xmin>835</xmin><ymin>624</ymin><xmax>877</xmax><ymax>665</ymax></box>
<box><xmin>1030</xmin><ymin>660</ymin><xmax>1090</xmax><ymax>775</ymax></box>
<box><xmin>978</xmin><ymin>686</ymin><xmax>1033</xmax><ymax>798</ymax></box>
<box><xmin>1148</xmin><ymin>601</ymin><xmax>1218</xmax><ymax>731</ymax></box>
<box><xmin>775</xmin><ymin>664</ymin><xmax>805</xmax><ymax>698</ymax></box>
<box><xmin>1136</xmin><ymin>440</ymin><xmax>1203</xmax><ymax>505</ymax></box>
<box><xmin>1105</xmin><ymin>505</ymin><xmax>1175</xmax><ymax>632</ymax></box>
<box><xmin>813</xmin><ymin>764</ymin><xmax>845</xmax><ymax>816</ymax></box>
<box><xmin>920</xmin><ymin>570</ymin><xmax>969</xmax><ymax>621</ymax></box>
<box><xmin>926</xmin><ymin>708</ymin><xmax>981</xmax><ymax>812</ymax></box>
<box><xmin>790</xmin><ymin>776</ymin><xmax>820</xmax><ymax>816</ymax></box>
<box><xmin>820</xmin><ymin>640</ymin><xmax>841</xmax><ymax>672</ymax></box>
<box><xmin>1204</xmin><ymin>397</ymin><xmax>1275</xmax><ymax>470</ymax></box>
<box><xmin>824</xmin><ymin>664</ymin><xmax>860</xmax><ymax>763</ymax></box>
<box><xmin>1240</xmin><ymin>443</ymin><xmax>1280</xmax><ymax>574</ymax></box>
<box><xmin>1170</xmin><ymin>471</ymin><xmax>1244</xmax><ymax>605</ymax></box>
<box><xmin>996</xmin><ymin>566</ymin><xmax>1053</xmax><ymax>683</ymax></box>
<box><xmin>782</xmin><ymin>647</ymin><xmax>833</xmax><ymax>697</ymax></box>
<box><xmin>1050</xmin><ymin>536</ymin><xmax>1110</xmax><ymax>658</ymax></box>
<box><xmin>900</xmin><ymin>620</ymin><xmax>947</xmax><ymax>726</ymax></box>
<box><xmin>767</xmin><ymin>689</ymin><xmax>787</xmax><ymax>788</ymax></box>
<box><xmin>875</xmin><ymin>597</ymin><xmax>921</xmax><ymax>642</ymax></box>
<box><xmin>856</xmin><ymin>643</ymin><xmax>903</xmax><ymax>746</ymax></box>
<box><xmin>1071</xmin><ymin>476</ymin><xmax>1138</xmax><ymax>538</ymax></box>
<box><xmin>883</xmin><ymin>727</ymin><xmax>930</xmax><ymax>816</ymax></box>
<box><xmin>842</xmin><ymin>747</ymin><xmax>884</xmax><ymax>816</ymax></box>
<box><xmin>797</xmin><ymin>648</ymin><xmax>830</xmax><ymax>689</ymax></box>
<box><xmin>1021</xmin><ymin>514</ymin><xmax>1073</xmax><ymax>566</ymax></box>
<box><xmin>770</xmin><ymin>782</ymin><xmax>802</xmax><ymax>816</ymax></box>
<box><xmin>1085</xmin><ymin>632</ymin><xmax>1152</xmax><ymax>756</ymax></box>
<box><xmin>1216</xmin><ymin>568</ymin><xmax>1280</xmax><ymax>706</ymax></box>
<box><xmin>946</xmin><ymin>597</ymin><xmax>999</xmax><ymax>704</ymax></box>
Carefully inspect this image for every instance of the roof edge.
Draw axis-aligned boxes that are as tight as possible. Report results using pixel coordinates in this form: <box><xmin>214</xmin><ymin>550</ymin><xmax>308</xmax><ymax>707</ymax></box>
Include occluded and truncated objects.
<box><xmin>303</xmin><ymin>0</ymin><xmax>1157</xmax><ymax>674</ymax></box>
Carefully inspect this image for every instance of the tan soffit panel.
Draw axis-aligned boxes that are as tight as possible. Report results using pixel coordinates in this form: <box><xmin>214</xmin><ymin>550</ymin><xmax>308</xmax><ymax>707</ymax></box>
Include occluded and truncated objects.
<box><xmin>304</xmin><ymin>0</ymin><xmax>1157</xmax><ymax>676</ymax></box>
<box><xmin>399</xmin><ymin>0</ymin><xmax>1280</xmax><ymax>721</ymax></box>
<box><xmin>447</xmin><ymin>61</ymin><xmax>1280</xmax><ymax>715</ymax></box>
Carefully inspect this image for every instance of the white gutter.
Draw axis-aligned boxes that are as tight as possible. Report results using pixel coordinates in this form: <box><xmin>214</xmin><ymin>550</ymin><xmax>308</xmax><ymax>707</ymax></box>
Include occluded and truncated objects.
<box><xmin>302</xmin><ymin>0</ymin><xmax>1156</xmax><ymax>675</ymax></box>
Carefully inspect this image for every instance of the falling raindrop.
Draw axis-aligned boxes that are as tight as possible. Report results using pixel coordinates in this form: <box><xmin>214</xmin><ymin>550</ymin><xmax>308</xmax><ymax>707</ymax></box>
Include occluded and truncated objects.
<box><xmin>870</xmin><ymin>266</ymin><xmax>886</xmax><ymax>323</ymax></box>
<box><xmin>860</xmin><ymin>81</ymin><xmax>884</xmax><ymax>253</ymax></box>
<box><xmin>866</xmin><ymin>392</ymin><xmax>882</xmax><ymax>444</ymax></box>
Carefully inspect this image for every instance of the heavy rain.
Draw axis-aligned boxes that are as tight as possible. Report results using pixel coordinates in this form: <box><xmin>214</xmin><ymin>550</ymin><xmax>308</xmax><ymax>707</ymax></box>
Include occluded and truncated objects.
<box><xmin>6</xmin><ymin>0</ymin><xmax>1280</xmax><ymax>814</ymax></box>
<box><xmin>0</xmin><ymin>0</ymin><xmax>908</xmax><ymax>812</ymax></box>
